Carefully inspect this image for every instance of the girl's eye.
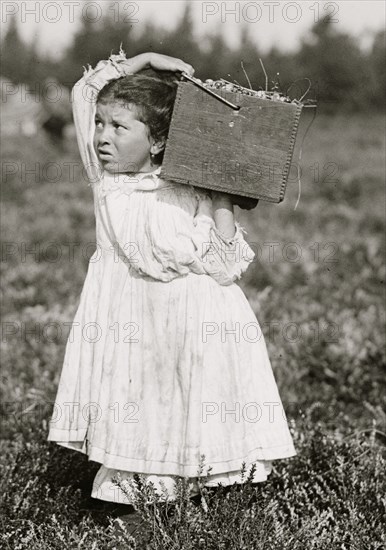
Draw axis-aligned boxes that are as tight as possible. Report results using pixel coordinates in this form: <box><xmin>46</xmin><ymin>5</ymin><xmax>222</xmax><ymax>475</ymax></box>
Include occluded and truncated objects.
<box><xmin>94</xmin><ymin>120</ymin><xmax>128</xmax><ymax>130</ymax></box>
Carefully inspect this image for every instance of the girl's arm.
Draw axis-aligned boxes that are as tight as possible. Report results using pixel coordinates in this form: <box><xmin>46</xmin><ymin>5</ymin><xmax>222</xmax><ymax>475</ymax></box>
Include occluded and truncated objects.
<box><xmin>192</xmin><ymin>190</ymin><xmax>256</xmax><ymax>285</ymax></box>
<box><xmin>211</xmin><ymin>192</ymin><xmax>236</xmax><ymax>240</ymax></box>
<box><xmin>71</xmin><ymin>49</ymin><xmax>194</xmax><ymax>183</ymax></box>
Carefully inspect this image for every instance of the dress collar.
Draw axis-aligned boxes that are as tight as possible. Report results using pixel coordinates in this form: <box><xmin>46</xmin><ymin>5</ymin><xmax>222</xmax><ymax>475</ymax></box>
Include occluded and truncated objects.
<box><xmin>122</xmin><ymin>165</ymin><xmax>162</xmax><ymax>181</ymax></box>
<box><xmin>138</xmin><ymin>165</ymin><xmax>162</xmax><ymax>179</ymax></box>
<box><xmin>99</xmin><ymin>165</ymin><xmax>163</xmax><ymax>203</ymax></box>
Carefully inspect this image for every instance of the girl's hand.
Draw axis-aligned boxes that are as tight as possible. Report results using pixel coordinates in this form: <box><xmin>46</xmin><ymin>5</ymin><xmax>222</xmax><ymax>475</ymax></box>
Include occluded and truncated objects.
<box><xmin>232</xmin><ymin>195</ymin><xmax>259</xmax><ymax>210</ymax></box>
<box><xmin>213</xmin><ymin>191</ymin><xmax>259</xmax><ymax>210</ymax></box>
<box><xmin>211</xmin><ymin>191</ymin><xmax>233</xmax><ymax>207</ymax></box>
<box><xmin>149</xmin><ymin>53</ymin><xmax>195</xmax><ymax>76</ymax></box>
<box><xmin>119</xmin><ymin>53</ymin><xmax>194</xmax><ymax>78</ymax></box>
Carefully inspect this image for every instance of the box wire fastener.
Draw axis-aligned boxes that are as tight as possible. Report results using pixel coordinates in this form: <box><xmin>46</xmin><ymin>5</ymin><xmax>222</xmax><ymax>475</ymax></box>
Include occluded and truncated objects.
<box><xmin>181</xmin><ymin>71</ymin><xmax>240</xmax><ymax>111</ymax></box>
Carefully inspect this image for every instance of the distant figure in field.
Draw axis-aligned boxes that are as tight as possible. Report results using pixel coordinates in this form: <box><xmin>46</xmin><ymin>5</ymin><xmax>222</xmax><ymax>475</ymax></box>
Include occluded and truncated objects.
<box><xmin>1</xmin><ymin>76</ymin><xmax>72</xmax><ymax>146</ymax></box>
<box><xmin>41</xmin><ymin>77</ymin><xmax>72</xmax><ymax>144</ymax></box>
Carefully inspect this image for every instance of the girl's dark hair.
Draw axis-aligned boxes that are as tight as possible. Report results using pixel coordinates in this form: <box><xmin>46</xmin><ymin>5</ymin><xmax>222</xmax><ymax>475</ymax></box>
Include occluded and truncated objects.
<box><xmin>97</xmin><ymin>68</ymin><xmax>180</xmax><ymax>165</ymax></box>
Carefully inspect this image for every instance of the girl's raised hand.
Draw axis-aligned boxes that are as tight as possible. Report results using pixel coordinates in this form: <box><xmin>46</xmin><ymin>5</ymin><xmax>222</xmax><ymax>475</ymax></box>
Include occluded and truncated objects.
<box><xmin>118</xmin><ymin>52</ymin><xmax>194</xmax><ymax>77</ymax></box>
<box><xmin>149</xmin><ymin>53</ymin><xmax>195</xmax><ymax>76</ymax></box>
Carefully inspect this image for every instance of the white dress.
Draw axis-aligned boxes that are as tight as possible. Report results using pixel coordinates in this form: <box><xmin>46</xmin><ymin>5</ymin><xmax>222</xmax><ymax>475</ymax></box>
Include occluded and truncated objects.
<box><xmin>47</xmin><ymin>51</ymin><xmax>296</xmax><ymax>503</ymax></box>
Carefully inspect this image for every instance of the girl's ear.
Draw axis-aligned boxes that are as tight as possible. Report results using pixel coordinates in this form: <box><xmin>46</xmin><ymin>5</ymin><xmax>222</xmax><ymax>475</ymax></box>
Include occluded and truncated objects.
<box><xmin>150</xmin><ymin>140</ymin><xmax>165</xmax><ymax>156</ymax></box>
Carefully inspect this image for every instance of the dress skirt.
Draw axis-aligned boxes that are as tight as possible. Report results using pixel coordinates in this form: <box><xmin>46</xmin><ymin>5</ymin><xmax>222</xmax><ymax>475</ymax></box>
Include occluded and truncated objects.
<box><xmin>48</xmin><ymin>244</ymin><xmax>295</xmax><ymax>502</ymax></box>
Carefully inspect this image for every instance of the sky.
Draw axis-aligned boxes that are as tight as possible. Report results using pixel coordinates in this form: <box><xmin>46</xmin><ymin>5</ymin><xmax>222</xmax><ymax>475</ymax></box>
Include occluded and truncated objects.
<box><xmin>1</xmin><ymin>0</ymin><xmax>385</xmax><ymax>58</ymax></box>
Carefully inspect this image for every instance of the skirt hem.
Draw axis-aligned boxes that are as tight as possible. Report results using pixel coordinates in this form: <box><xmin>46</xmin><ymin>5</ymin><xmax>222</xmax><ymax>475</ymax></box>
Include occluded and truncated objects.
<box><xmin>50</xmin><ymin>437</ymin><xmax>297</xmax><ymax>477</ymax></box>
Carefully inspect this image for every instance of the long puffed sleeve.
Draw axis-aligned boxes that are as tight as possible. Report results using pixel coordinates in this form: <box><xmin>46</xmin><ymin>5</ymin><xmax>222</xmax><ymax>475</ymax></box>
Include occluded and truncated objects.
<box><xmin>71</xmin><ymin>48</ymin><xmax>149</xmax><ymax>185</ymax></box>
<box><xmin>100</xmin><ymin>183</ymin><xmax>255</xmax><ymax>286</ymax></box>
<box><xmin>101</xmin><ymin>183</ymin><xmax>209</xmax><ymax>283</ymax></box>
<box><xmin>191</xmin><ymin>189</ymin><xmax>256</xmax><ymax>285</ymax></box>
<box><xmin>72</xmin><ymin>52</ymin><xmax>127</xmax><ymax>184</ymax></box>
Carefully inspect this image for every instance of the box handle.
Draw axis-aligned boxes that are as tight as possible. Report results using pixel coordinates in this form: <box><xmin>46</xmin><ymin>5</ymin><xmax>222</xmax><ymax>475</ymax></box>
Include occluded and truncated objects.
<box><xmin>181</xmin><ymin>72</ymin><xmax>240</xmax><ymax>111</ymax></box>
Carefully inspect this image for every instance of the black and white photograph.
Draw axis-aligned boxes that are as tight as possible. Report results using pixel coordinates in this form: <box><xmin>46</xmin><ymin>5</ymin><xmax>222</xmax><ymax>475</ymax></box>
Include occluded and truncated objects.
<box><xmin>1</xmin><ymin>0</ymin><xmax>385</xmax><ymax>547</ymax></box>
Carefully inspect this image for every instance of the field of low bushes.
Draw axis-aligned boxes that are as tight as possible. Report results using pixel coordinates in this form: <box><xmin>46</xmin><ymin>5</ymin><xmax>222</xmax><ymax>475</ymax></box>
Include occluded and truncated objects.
<box><xmin>1</xmin><ymin>112</ymin><xmax>385</xmax><ymax>548</ymax></box>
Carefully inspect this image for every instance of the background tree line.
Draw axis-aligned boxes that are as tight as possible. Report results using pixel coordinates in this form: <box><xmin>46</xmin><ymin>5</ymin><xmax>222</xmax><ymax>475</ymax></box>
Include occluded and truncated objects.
<box><xmin>1</xmin><ymin>1</ymin><xmax>385</xmax><ymax>112</ymax></box>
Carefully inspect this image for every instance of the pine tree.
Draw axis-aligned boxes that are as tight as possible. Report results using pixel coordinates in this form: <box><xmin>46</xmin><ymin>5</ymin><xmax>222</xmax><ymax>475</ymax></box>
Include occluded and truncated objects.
<box><xmin>57</xmin><ymin>2</ymin><xmax>136</xmax><ymax>84</ymax></box>
<box><xmin>1</xmin><ymin>15</ymin><xmax>30</xmax><ymax>84</ymax></box>
<box><xmin>153</xmin><ymin>1</ymin><xmax>202</xmax><ymax>69</ymax></box>
<box><xmin>368</xmin><ymin>30</ymin><xmax>386</xmax><ymax>109</ymax></box>
<box><xmin>296</xmin><ymin>15</ymin><xmax>370</xmax><ymax>110</ymax></box>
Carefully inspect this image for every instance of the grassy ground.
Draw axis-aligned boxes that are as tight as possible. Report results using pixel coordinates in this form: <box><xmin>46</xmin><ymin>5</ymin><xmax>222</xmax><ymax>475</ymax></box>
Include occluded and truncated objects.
<box><xmin>1</xmin><ymin>112</ymin><xmax>385</xmax><ymax>549</ymax></box>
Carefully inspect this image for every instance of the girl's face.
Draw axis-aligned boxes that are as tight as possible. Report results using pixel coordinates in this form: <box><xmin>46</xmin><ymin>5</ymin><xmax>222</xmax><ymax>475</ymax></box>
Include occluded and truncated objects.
<box><xmin>93</xmin><ymin>101</ymin><xmax>159</xmax><ymax>174</ymax></box>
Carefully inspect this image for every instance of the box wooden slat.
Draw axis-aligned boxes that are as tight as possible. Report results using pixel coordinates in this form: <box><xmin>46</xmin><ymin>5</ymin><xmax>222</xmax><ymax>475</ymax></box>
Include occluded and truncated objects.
<box><xmin>160</xmin><ymin>82</ymin><xmax>303</xmax><ymax>203</ymax></box>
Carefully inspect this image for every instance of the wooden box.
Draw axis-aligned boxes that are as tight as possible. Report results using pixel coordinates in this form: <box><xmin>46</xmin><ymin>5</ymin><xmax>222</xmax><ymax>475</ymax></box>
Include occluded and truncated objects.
<box><xmin>160</xmin><ymin>81</ymin><xmax>303</xmax><ymax>203</ymax></box>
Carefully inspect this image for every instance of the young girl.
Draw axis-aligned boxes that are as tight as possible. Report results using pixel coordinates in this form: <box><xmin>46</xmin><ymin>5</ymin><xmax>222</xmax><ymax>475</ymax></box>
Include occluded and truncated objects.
<box><xmin>47</xmin><ymin>48</ymin><xmax>296</xmax><ymax>504</ymax></box>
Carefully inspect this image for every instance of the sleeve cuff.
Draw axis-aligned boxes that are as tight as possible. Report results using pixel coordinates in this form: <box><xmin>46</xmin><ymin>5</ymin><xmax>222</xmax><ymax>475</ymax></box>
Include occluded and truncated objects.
<box><xmin>211</xmin><ymin>221</ymin><xmax>245</xmax><ymax>246</ymax></box>
<box><xmin>82</xmin><ymin>48</ymin><xmax>128</xmax><ymax>91</ymax></box>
